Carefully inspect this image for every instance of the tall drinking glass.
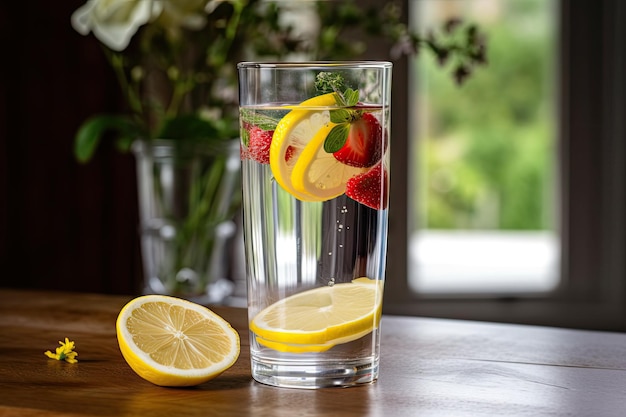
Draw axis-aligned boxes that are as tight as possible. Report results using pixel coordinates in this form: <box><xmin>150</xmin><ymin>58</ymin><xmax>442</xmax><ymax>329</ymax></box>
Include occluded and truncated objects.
<box><xmin>238</xmin><ymin>62</ymin><xmax>392</xmax><ymax>388</ymax></box>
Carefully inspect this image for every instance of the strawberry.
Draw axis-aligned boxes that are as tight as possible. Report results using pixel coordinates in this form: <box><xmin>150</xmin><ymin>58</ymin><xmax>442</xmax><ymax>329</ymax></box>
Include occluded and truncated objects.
<box><xmin>247</xmin><ymin>126</ymin><xmax>274</xmax><ymax>164</ymax></box>
<box><xmin>240</xmin><ymin>143</ymin><xmax>250</xmax><ymax>160</ymax></box>
<box><xmin>333</xmin><ymin>112</ymin><xmax>383</xmax><ymax>168</ymax></box>
<box><xmin>285</xmin><ymin>145</ymin><xmax>296</xmax><ymax>162</ymax></box>
<box><xmin>345</xmin><ymin>163</ymin><xmax>389</xmax><ymax>210</ymax></box>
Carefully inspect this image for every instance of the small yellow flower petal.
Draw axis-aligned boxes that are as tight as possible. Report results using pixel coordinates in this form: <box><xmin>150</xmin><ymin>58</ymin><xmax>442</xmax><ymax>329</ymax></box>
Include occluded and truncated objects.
<box><xmin>45</xmin><ymin>338</ymin><xmax>78</xmax><ymax>363</ymax></box>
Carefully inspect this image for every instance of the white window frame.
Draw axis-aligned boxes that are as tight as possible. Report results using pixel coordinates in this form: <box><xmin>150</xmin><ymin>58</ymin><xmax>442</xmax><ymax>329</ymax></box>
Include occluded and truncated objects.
<box><xmin>381</xmin><ymin>0</ymin><xmax>626</xmax><ymax>331</ymax></box>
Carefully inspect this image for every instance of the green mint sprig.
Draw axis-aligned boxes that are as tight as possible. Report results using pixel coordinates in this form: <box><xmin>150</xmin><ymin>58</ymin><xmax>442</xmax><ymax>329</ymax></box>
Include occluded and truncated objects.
<box><xmin>324</xmin><ymin>88</ymin><xmax>361</xmax><ymax>153</ymax></box>
<box><xmin>315</xmin><ymin>72</ymin><xmax>363</xmax><ymax>153</ymax></box>
<box><xmin>240</xmin><ymin>108</ymin><xmax>280</xmax><ymax>131</ymax></box>
<box><xmin>315</xmin><ymin>72</ymin><xmax>346</xmax><ymax>95</ymax></box>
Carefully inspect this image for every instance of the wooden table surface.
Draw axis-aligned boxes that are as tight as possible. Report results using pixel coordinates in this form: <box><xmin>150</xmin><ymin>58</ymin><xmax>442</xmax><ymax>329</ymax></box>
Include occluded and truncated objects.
<box><xmin>1</xmin><ymin>288</ymin><xmax>626</xmax><ymax>417</ymax></box>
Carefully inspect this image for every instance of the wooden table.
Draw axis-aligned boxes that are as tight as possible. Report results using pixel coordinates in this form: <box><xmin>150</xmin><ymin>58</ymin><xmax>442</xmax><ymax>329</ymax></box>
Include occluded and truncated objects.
<box><xmin>1</xmin><ymin>288</ymin><xmax>626</xmax><ymax>416</ymax></box>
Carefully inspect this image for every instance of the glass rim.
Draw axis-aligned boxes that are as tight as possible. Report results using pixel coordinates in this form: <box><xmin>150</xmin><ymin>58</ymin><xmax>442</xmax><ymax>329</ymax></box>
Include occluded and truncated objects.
<box><xmin>237</xmin><ymin>61</ymin><xmax>392</xmax><ymax>70</ymax></box>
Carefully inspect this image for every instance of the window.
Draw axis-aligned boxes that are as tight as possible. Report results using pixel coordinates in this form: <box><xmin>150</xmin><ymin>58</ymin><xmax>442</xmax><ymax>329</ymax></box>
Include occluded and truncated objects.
<box><xmin>409</xmin><ymin>0</ymin><xmax>560</xmax><ymax>295</ymax></box>
<box><xmin>384</xmin><ymin>0</ymin><xmax>626</xmax><ymax>331</ymax></box>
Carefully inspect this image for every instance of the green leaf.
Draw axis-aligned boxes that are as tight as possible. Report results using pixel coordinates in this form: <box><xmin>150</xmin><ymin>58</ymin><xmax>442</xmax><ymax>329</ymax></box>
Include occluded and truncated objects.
<box><xmin>114</xmin><ymin>135</ymin><xmax>135</xmax><ymax>153</ymax></box>
<box><xmin>343</xmin><ymin>88</ymin><xmax>360</xmax><ymax>107</ymax></box>
<box><xmin>334</xmin><ymin>92</ymin><xmax>346</xmax><ymax>107</ymax></box>
<box><xmin>158</xmin><ymin>115</ymin><xmax>221</xmax><ymax>141</ymax></box>
<box><xmin>240</xmin><ymin>108</ymin><xmax>281</xmax><ymax>131</ymax></box>
<box><xmin>330</xmin><ymin>109</ymin><xmax>352</xmax><ymax>123</ymax></box>
<box><xmin>324</xmin><ymin>123</ymin><xmax>350</xmax><ymax>153</ymax></box>
<box><xmin>241</xmin><ymin>127</ymin><xmax>250</xmax><ymax>147</ymax></box>
<box><xmin>74</xmin><ymin>115</ymin><xmax>137</xmax><ymax>163</ymax></box>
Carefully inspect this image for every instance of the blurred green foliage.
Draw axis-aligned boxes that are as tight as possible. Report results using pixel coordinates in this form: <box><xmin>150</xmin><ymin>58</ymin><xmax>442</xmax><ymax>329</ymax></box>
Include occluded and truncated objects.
<box><xmin>415</xmin><ymin>0</ymin><xmax>556</xmax><ymax>231</ymax></box>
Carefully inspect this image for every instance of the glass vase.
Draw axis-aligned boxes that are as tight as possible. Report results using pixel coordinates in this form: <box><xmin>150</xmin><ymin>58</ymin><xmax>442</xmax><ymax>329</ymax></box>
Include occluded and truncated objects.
<box><xmin>132</xmin><ymin>138</ymin><xmax>241</xmax><ymax>304</ymax></box>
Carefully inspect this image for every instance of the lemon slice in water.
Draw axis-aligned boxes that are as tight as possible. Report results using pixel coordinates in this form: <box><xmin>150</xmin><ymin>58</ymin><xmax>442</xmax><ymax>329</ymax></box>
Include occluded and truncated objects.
<box><xmin>250</xmin><ymin>278</ymin><xmax>383</xmax><ymax>347</ymax></box>
<box><xmin>291</xmin><ymin>124</ymin><xmax>367</xmax><ymax>200</ymax></box>
<box><xmin>255</xmin><ymin>325</ymin><xmax>376</xmax><ymax>354</ymax></box>
<box><xmin>269</xmin><ymin>93</ymin><xmax>337</xmax><ymax>201</ymax></box>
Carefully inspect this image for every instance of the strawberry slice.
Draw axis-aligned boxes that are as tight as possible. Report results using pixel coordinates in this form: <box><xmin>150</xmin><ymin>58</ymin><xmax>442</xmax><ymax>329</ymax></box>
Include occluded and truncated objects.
<box><xmin>345</xmin><ymin>163</ymin><xmax>389</xmax><ymax>210</ymax></box>
<box><xmin>333</xmin><ymin>112</ymin><xmax>383</xmax><ymax>168</ymax></box>
<box><xmin>246</xmin><ymin>126</ymin><xmax>274</xmax><ymax>164</ymax></box>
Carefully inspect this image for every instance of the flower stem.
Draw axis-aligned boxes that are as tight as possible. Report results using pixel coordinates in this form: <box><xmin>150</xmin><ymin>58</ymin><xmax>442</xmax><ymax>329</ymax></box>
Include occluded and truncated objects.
<box><xmin>106</xmin><ymin>48</ymin><xmax>144</xmax><ymax>116</ymax></box>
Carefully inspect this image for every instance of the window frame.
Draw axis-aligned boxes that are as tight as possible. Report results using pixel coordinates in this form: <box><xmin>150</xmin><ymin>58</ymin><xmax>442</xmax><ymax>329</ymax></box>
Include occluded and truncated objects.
<box><xmin>383</xmin><ymin>0</ymin><xmax>626</xmax><ymax>331</ymax></box>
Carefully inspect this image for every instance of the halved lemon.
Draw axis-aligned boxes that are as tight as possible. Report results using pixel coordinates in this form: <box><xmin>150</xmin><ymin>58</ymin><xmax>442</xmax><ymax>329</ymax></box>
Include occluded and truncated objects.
<box><xmin>269</xmin><ymin>93</ymin><xmax>338</xmax><ymax>201</ymax></box>
<box><xmin>116</xmin><ymin>295</ymin><xmax>240</xmax><ymax>387</ymax></box>
<box><xmin>291</xmin><ymin>124</ymin><xmax>367</xmax><ymax>200</ymax></box>
<box><xmin>249</xmin><ymin>278</ymin><xmax>383</xmax><ymax>346</ymax></box>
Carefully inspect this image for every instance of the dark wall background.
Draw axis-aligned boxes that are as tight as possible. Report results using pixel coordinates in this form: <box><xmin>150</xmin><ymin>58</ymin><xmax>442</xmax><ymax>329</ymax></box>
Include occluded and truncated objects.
<box><xmin>0</xmin><ymin>2</ymin><xmax>143</xmax><ymax>294</ymax></box>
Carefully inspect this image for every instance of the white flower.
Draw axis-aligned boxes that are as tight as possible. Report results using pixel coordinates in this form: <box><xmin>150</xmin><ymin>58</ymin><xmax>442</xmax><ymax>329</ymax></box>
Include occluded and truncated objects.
<box><xmin>71</xmin><ymin>0</ymin><xmax>164</xmax><ymax>51</ymax></box>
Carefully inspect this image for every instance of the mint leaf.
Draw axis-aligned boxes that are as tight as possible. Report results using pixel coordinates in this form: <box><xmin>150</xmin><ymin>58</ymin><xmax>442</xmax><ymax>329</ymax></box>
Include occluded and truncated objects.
<box><xmin>343</xmin><ymin>88</ymin><xmax>359</xmax><ymax>107</ymax></box>
<box><xmin>332</xmin><ymin>88</ymin><xmax>359</xmax><ymax>109</ymax></box>
<box><xmin>330</xmin><ymin>109</ymin><xmax>352</xmax><ymax>123</ymax></box>
<box><xmin>324</xmin><ymin>124</ymin><xmax>350</xmax><ymax>153</ymax></box>
<box><xmin>240</xmin><ymin>108</ymin><xmax>281</xmax><ymax>131</ymax></box>
<box><xmin>334</xmin><ymin>92</ymin><xmax>346</xmax><ymax>107</ymax></box>
<box><xmin>241</xmin><ymin>127</ymin><xmax>250</xmax><ymax>147</ymax></box>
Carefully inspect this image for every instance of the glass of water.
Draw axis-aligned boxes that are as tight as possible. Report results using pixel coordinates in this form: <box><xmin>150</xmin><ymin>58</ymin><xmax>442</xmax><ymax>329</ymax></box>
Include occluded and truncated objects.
<box><xmin>238</xmin><ymin>61</ymin><xmax>392</xmax><ymax>388</ymax></box>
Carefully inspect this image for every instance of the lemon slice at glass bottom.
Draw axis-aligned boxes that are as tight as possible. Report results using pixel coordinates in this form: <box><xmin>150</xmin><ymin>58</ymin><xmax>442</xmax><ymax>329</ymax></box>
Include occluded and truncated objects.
<box><xmin>255</xmin><ymin>337</ymin><xmax>337</xmax><ymax>353</ymax></box>
<box><xmin>255</xmin><ymin>326</ymin><xmax>375</xmax><ymax>354</ymax></box>
<box><xmin>250</xmin><ymin>278</ymin><xmax>383</xmax><ymax>346</ymax></box>
<box><xmin>116</xmin><ymin>295</ymin><xmax>240</xmax><ymax>387</ymax></box>
<box><xmin>269</xmin><ymin>93</ymin><xmax>337</xmax><ymax>201</ymax></box>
